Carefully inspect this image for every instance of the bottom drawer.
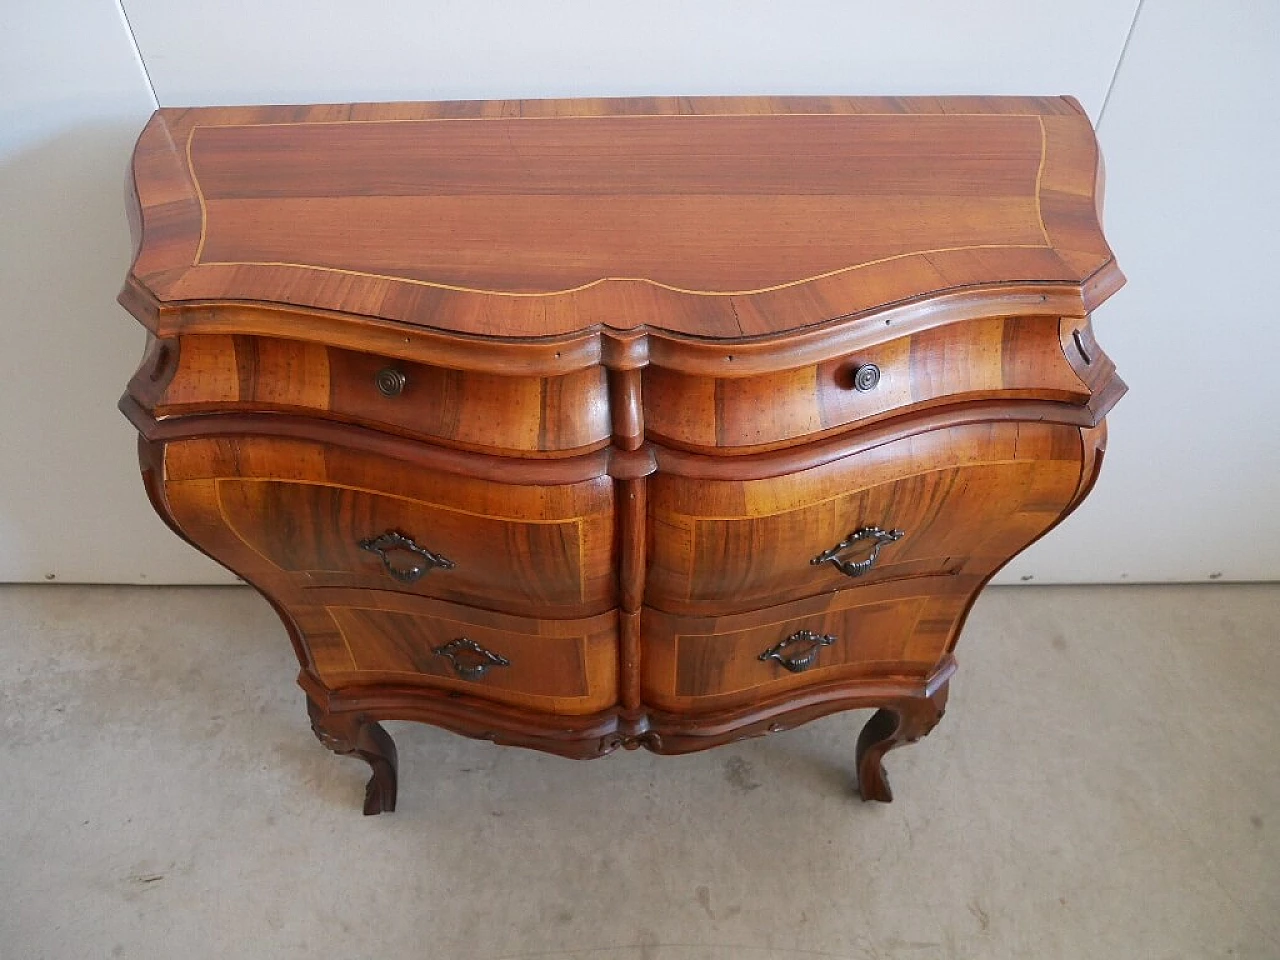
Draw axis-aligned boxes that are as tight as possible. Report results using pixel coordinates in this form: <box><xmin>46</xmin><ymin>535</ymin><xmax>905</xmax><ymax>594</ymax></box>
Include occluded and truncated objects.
<box><xmin>640</xmin><ymin>577</ymin><xmax>973</xmax><ymax>713</ymax></box>
<box><xmin>292</xmin><ymin>590</ymin><xmax>619</xmax><ymax>715</ymax></box>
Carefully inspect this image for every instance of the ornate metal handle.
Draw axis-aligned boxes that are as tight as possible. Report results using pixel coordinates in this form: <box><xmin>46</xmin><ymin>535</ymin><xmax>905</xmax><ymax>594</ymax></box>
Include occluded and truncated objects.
<box><xmin>433</xmin><ymin>637</ymin><xmax>510</xmax><ymax>681</ymax></box>
<box><xmin>358</xmin><ymin>531</ymin><xmax>454</xmax><ymax>583</ymax></box>
<box><xmin>759</xmin><ymin>629</ymin><xmax>837</xmax><ymax>674</ymax></box>
<box><xmin>811</xmin><ymin>526</ymin><xmax>905</xmax><ymax>579</ymax></box>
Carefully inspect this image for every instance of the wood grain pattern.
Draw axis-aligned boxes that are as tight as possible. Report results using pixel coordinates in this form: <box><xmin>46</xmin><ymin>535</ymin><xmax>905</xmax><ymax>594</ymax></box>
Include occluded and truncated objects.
<box><xmin>644</xmin><ymin>315</ymin><xmax>1087</xmax><ymax>451</ymax></box>
<box><xmin>641</xmin><ymin>577</ymin><xmax>974</xmax><ymax>712</ymax></box>
<box><xmin>119</xmin><ymin>97</ymin><xmax>1126</xmax><ymax>812</ymax></box>
<box><xmin>124</xmin><ymin>395</ymin><xmax>616</xmax><ymax>487</ymax></box>
<box><xmin>124</xmin><ymin>96</ymin><xmax>1119</xmax><ymax>343</ymax></box>
<box><xmin>648</xmin><ymin>421</ymin><xmax>1084</xmax><ymax>614</ymax></box>
<box><xmin>157</xmin><ymin>334</ymin><xmax>610</xmax><ymax>456</ymax></box>
<box><xmin>161</xmin><ymin>436</ymin><xmax>617</xmax><ymax>618</ymax></box>
<box><xmin>293</xmin><ymin>590</ymin><xmax>618</xmax><ymax>715</ymax></box>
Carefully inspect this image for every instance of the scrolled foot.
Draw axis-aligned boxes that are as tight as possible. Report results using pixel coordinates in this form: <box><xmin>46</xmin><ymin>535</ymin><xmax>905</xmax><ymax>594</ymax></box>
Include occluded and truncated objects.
<box><xmin>307</xmin><ymin>698</ymin><xmax>399</xmax><ymax>815</ymax></box>
<box><xmin>856</xmin><ymin>708</ymin><xmax>904</xmax><ymax>802</ymax></box>
<box><xmin>355</xmin><ymin>720</ymin><xmax>398</xmax><ymax>815</ymax></box>
<box><xmin>854</xmin><ymin>682</ymin><xmax>949</xmax><ymax>803</ymax></box>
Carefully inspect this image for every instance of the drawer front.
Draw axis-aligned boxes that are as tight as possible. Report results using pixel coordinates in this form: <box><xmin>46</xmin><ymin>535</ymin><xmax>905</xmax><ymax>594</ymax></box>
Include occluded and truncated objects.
<box><xmin>162</xmin><ymin>436</ymin><xmax>616</xmax><ymax>618</ymax></box>
<box><xmin>647</xmin><ymin>421</ymin><xmax>1084</xmax><ymax>615</ymax></box>
<box><xmin>641</xmin><ymin>578</ymin><xmax>970</xmax><ymax>712</ymax></box>
<box><xmin>293</xmin><ymin>591</ymin><xmax>618</xmax><ymax>715</ymax></box>
<box><xmin>644</xmin><ymin>316</ymin><xmax>1086</xmax><ymax>452</ymax></box>
<box><xmin>158</xmin><ymin>334</ymin><xmax>611</xmax><ymax>456</ymax></box>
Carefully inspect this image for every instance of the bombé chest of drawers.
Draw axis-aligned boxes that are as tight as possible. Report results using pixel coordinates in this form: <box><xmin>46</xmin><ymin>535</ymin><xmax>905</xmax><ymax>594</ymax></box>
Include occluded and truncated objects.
<box><xmin>119</xmin><ymin>96</ymin><xmax>1124</xmax><ymax>814</ymax></box>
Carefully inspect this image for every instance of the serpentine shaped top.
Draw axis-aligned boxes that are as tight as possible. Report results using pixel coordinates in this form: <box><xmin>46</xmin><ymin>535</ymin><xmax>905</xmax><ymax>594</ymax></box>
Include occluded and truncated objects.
<box><xmin>122</xmin><ymin>96</ymin><xmax>1121</xmax><ymax>342</ymax></box>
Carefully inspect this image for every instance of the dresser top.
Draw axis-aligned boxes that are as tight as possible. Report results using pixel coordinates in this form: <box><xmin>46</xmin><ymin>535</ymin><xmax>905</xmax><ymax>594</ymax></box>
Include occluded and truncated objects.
<box><xmin>124</xmin><ymin>96</ymin><xmax>1121</xmax><ymax>341</ymax></box>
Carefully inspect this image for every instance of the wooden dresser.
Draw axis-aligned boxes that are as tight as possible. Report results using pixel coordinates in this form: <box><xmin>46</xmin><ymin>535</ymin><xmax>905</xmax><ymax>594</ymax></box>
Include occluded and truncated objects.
<box><xmin>119</xmin><ymin>96</ymin><xmax>1124</xmax><ymax>814</ymax></box>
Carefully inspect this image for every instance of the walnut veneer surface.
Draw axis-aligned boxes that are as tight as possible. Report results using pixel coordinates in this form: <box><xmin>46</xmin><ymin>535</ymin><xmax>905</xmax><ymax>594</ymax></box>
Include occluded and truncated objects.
<box><xmin>120</xmin><ymin>96</ymin><xmax>1124</xmax><ymax>813</ymax></box>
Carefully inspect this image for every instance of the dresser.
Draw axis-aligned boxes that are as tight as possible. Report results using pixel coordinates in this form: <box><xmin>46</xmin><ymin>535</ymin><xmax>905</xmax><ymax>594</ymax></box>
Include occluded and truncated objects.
<box><xmin>119</xmin><ymin>96</ymin><xmax>1124</xmax><ymax>814</ymax></box>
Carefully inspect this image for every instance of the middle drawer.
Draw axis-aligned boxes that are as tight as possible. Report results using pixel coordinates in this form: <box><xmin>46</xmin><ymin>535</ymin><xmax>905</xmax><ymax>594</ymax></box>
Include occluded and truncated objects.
<box><xmin>646</xmin><ymin>420</ymin><xmax>1085</xmax><ymax>615</ymax></box>
<box><xmin>162</xmin><ymin>435</ymin><xmax>617</xmax><ymax>618</ymax></box>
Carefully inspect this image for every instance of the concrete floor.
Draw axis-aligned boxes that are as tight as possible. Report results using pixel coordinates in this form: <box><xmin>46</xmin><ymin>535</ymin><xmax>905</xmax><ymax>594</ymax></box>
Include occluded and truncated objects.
<box><xmin>0</xmin><ymin>584</ymin><xmax>1275</xmax><ymax>960</ymax></box>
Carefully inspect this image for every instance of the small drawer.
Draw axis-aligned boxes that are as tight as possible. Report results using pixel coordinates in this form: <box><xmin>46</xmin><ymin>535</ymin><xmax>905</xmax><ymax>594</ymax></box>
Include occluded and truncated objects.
<box><xmin>157</xmin><ymin>333</ymin><xmax>611</xmax><ymax>456</ymax></box>
<box><xmin>647</xmin><ymin>420</ymin><xmax>1085</xmax><ymax>615</ymax></box>
<box><xmin>641</xmin><ymin>578</ymin><xmax>969</xmax><ymax>713</ymax></box>
<box><xmin>643</xmin><ymin>315</ymin><xmax>1087</xmax><ymax>452</ymax></box>
<box><xmin>294</xmin><ymin>590</ymin><xmax>618</xmax><ymax>715</ymax></box>
<box><xmin>161</xmin><ymin>435</ymin><xmax>616</xmax><ymax>618</ymax></box>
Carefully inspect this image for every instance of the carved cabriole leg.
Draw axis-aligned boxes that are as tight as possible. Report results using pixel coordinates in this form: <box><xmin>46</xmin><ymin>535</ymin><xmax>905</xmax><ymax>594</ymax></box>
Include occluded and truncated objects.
<box><xmin>855</xmin><ymin>680</ymin><xmax>950</xmax><ymax>803</ymax></box>
<box><xmin>306</xmin><ymin>698</ymin><xmax>399</xmax><ymax>815</ymax></box>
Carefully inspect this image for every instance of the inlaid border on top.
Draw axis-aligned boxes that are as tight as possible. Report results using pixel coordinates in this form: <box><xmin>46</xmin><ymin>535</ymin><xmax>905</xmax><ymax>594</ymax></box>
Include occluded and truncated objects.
<box><xmin>183</xmin><ymin>113</ymin><xmax>1053</xmax><ymax>295</ymax></box>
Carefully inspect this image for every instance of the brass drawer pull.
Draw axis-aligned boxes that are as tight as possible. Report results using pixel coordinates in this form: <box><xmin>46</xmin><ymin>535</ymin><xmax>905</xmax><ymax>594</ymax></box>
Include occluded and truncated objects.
<box><xmin>375</xmin><ymin>367</ymin><xmax>407</xmax><ymax>397</ymax></box>
<box><xmin>358</xmin><ymin>531</ymin><xmax>454</xmax><ymax>583</ymax></box>
<box><xmin>811</xmin><ymin>526</ymin><xmax>905</xmax><ymax>579</ymax></box>
<box><xmin>433</xmin><ymin>637</ymin><xmax>511</xmax><ymax>681</ymax></box>
<box><xmin>759</xmin><ymin>629</ymin><xmax>837</xmax><ymax>674</ymax></box>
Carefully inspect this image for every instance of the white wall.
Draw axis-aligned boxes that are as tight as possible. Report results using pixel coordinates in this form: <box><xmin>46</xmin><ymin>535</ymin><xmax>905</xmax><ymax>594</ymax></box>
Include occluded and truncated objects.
<box><xmin>1003</xmin><ymin>0</ymin><xmax>1280</xmax><ymax>584</ymax></box>
<box><xmin>121</xmin><ymin>0</ymin><xmax>1137</xmax><ymax>119</ymax></box>
<box><xmin>0</xmin><ymin>0</ymin><xmax>226</xmax><ymax>585</ymax></box>
<box><xmin>1</xmin><ymin>1</ymin><xmax>1275</xmax><ymax>583</ymax></box>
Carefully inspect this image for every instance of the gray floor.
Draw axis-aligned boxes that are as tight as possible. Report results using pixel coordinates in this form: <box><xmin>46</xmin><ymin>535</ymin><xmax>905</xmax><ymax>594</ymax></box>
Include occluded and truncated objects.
<box><xmin>0</xmin><ymin>584</ymin><xmax>1276</xmax><ymax>960</ymax></box>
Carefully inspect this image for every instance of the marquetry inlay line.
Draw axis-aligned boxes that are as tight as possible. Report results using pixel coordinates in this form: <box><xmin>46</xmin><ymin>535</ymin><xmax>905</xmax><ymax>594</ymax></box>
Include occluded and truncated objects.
<box><xmin>673</xmin><ymin>595</ymin><xmax>931</xmax><ymax>643</ymax></box>
<box><xmin>324</xmin><ymin>606</ymin><xmax>594</xmax><ymax>692</ymax></box>
<box><xmin>323</xmin><ymin>606</ymin><xmax>360</xmax><ymax>672</ymax></box>
<box><xmin>208</xmin><ymin>477</ymin><xmax>591</xmax><ymax>601</ymax></box>
<box><xmin>207</xmin><ymin>476</ymin><xmax>597</xmax><ymax>525</ymax></box>
<box><xmin>195</xmin><ymin>479</ymin><xmax>288</xmax><ymax>573</ymax></box>
<box><xmin>193</xmin><ymin>112</ymin><xmax>1062</xmax><ymax>130</ymax></box>
<box><xmin>667</xmin><ymin>660</ymin><xmax>941</xmax><ymax>702</ymax></box>
<box><xmin>188</xmin><ymin>245</ymin><xmax>1052</xmax><ymax>300</ymax></box>
<box><xmin>683</xmin><ymin>563</ymin><xmax>961</xmax><ymax>594</ymax></box>
<box><xmin>1034</xmin><ymin>116</ymin><xmax>1052</xmax><ymax>249</ymax></box>
<box><xmin>187</xmin><ymin>127</ymin><xmax>209</xmax><ymax>267</ymax></box>
<box><xmin>185</xmin><ymin>112</ymin><xmax>1053</xmax><ymax>295</ymax></box>
<box><xmin>321</xmin><ymin>667</ymin><xmax>589</xmax><ymax>699</ymax></box>
<box><xmin>330</xmin><ymin>604</ymin><xmax>600</xmax><ymax>639</ymax></box>
<box><xmin>662</xmin><ymin>456</ymin><xmax>1077</xmax><ymax>524</ymax></box>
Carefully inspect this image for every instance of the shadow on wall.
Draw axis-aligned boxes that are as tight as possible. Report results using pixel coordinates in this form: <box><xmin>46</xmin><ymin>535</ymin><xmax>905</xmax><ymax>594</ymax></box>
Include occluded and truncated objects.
<box><xmin>0</xmin><ymin>115</ymin><xmax>225</xmax><ymax>583</ymax></box>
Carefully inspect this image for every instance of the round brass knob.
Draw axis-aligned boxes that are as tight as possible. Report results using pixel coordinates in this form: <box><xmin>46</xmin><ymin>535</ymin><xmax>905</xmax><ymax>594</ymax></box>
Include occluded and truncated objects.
<box><xmin>374</xmin><ymin>367</ymin><xmax>406</xmax><ymax>398</ymax></box>
<box><xmin>853</xmin><ymin>363</ymin><xmax>881</xmax><ymax>392</ymax></box>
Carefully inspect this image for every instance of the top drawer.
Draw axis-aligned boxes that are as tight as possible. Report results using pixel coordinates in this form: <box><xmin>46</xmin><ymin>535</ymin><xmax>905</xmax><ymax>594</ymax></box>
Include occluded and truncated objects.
<box><xmin>643</xmin><ymin>316</ymin><xmax>1088</xmax><ymax>452</ymax></box>
<box><xmin>155</xmin><ymin>334</ymin><xmax>611</xmax><ymax>457</ymax></box>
